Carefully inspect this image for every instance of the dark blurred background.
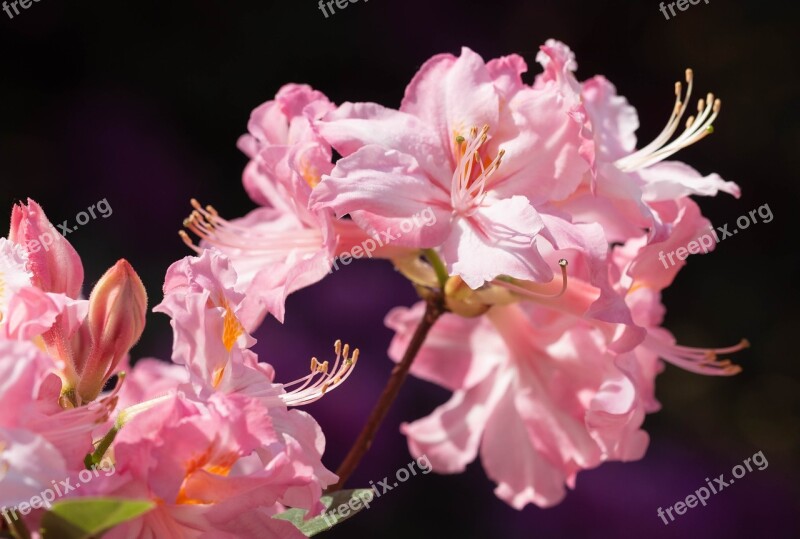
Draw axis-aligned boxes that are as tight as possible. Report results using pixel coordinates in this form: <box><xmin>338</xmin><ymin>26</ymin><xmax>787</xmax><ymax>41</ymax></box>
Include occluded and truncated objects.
<box><xmin>1</xmin><ymin>0</ymin><xmax>798</xmax><ymax>537</ymax></box>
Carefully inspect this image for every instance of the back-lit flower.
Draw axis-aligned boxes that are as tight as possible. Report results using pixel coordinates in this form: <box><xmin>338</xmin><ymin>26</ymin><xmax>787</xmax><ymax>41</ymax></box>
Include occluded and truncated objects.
<box><xmin>101</xmin><ymin>392</ymin><xmax>311</xmax><ymax>539</ymax></box>
<box><xmin>311</xmin><ymin>46</ymin><xmax>593</xmax><ymax>288</ymax></box>
<box><xmin>155</xmin><ymin>250</ymin><xmax>359</xmax><ymax>406</ymax></box>
<box><xmin>387</xmin><ymin>300</ymin><xmax>655</xmax><ymax>509</ymax></box>
<box><xmin>180</xmin><ymin>85</ymin><xmax>402</xmax><ymax>325</ymax></box>
<box><xmin>0</xmin><ymin>341</ymin><xmax>113</xmax><ymax>510</ymax></box>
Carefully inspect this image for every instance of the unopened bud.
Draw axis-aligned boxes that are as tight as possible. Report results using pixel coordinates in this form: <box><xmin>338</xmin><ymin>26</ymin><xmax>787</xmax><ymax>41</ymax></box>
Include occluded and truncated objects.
<box><xmin>76</xmin><ymin>259</ymin><xmax>147</xmax><ymax>402</ymax></box>
<box><xmin>8</xmin><ymin>199</ymin><xmax>84</xmax><ymax>298</ymax></box>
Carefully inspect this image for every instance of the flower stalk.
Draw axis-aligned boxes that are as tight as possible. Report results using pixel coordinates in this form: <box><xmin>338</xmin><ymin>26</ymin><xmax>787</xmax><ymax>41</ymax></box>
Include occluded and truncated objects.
<box><xmin>329</xmin><ymin>289</ymin><xmax>446</xmax><ymax>491</ymax></box>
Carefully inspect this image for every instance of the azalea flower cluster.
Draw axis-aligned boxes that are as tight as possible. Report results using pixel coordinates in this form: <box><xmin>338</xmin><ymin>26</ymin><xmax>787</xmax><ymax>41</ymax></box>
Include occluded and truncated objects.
<box><xmin>0</xmin><ymin>39</ymin><xmax>747</xmax><ymax>537</ymax></box>
<box><xmin>0</xmin><ymin>198</ymin><xmax>359</xmax><ymax>537</ymax></box>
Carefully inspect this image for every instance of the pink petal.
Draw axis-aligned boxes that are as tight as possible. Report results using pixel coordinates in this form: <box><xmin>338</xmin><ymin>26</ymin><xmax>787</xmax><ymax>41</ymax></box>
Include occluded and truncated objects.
<box><xmin>490</xmin><ymin>85</ymin><xmax>590</xmax><ymax>203</ymax></box>
<box><xmin>486</xmin><ymin>54</ymin><xmax>528</xmax><ymax>101</ymax></box>
<box><xmin>9</xmin><ymin>199</ymin><xmax>84</xmax><ymax>298</ymax></box>
<box><xmin>639</xmin><ymin>161</ymin><xmax>741</xmax><ymax>201</ymax></box>
<box><xmin>442</xmin><ymin>196</ymin><xmax>552</xmax><ymax>288</ymax></box>
<box><xmin>385</xmin><ymin>303</ymin><xmax>502</xmax><ymax>391</ymax></box>
<box><xmin>311</xmin><ymin>146</ymin><xmax>452</xmax><ymax>248</ymax></box>
<box><xmin>401</xmin><ymin>47</ymin><xmax>500</xmax><ymax>157</ymax></box>
<box><xmin>402</xmin><ymin>369</ymin><xmax>507</xmax><ymax>474</ymax></box>
<box><xmin>316</xmin><ymin>102</ymin><xmax>451</xmax><ymax>185</ymax></box>
<box><xmin>480</xmin><ymin>387</ymin><xmax>568</xmax><ymax>509</ymax></box>
<box><xmin>581</xmin><ymin>75</ymin><xmax>639</xmax><ymax>162</ymax></box>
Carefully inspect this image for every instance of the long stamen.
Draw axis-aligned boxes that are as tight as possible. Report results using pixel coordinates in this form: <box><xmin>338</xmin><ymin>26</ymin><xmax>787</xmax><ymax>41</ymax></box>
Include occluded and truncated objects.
<box><xmin>281</xmin><ymin>340</ymin><xmax>360</xmax><ymax>406</ymax></box>
<box><xmin>491</xmin><ymin>259</ymin><xmax>569</xmax><ymax>300</ymax></box>
<box><xmin>645</xmin><ymin>335</ymin><xmax>747</xmax><ymax>376</ymax></box>
<box><xmin>615</xmin><ymin>69</ymin><xmax>721</xmax><ymax>172</ymax></box>
<box><xmin>179</xmin><ymin>199</ymin><xmax>322</xmax><ymax>254</ymax></box>
<box><xmin>623</xmin><ymin>70</ymin><xmax>694</xmax><ymax>164</ymax></box>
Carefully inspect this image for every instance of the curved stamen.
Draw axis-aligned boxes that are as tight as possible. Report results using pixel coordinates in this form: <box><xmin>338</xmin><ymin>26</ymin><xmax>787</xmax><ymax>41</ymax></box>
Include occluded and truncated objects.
<box><xmin>645</xmin><ymin>335</ymin><xmax>747</xmax><ymax>376</ymax></box>
<box><xmin>615</xmin><ymin>69</ymin><xmax>721</xmax><ymax>172</ymax></box>
<box><xmin>491</xmin><ymin>259</ymin><xmax>569</xmax><ymax>300</ymax></box>
<box><xmin>179</xmin><ymin>199</ymin><xmax>323</xmax><ymax>254</ymax></box>
<box><xmin>281</xmin><ymin>340</ymin><xmax>360</xmax><ymax>406</ymax></box>
<box><xmin>621</xmin><ymin>69</ymin><xmax>694</xmax><ymax>166</ymax></box>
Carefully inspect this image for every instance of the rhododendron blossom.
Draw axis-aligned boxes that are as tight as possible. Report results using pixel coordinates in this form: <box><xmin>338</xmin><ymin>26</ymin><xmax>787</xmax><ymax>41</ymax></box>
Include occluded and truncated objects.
<box><xmin>0</xmin><ymin>340</ymin><xmax>114</xmax><ymax>508</ymax></box>
<box><xmin>180</xmin><ymin>85</ymin><xmax>404</xmax><ymax>325</ymax></box>
<box><xmin>310</xmin><ymin>46</ymin><xmax>593</xmax><ymax>288</ymax></box>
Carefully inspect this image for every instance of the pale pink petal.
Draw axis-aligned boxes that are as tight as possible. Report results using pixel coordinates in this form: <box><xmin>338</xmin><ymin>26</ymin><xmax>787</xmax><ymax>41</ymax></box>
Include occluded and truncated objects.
<box><xmin>3</xmin><ymin>287</ymin><xmax>63</xmax><ymax>340</ymax></box>
<box><xmin>486</xmin><ymin>54</ymin><xmax>528</xmax><ymax>100</ymax></box>
<box><xmin>442</xmin><ymin>196</ymin><xmax>553</xmax><ymax>288</ymax></box>
<box><xmin>311</xmin><ymin>146</ymin><xmax>452</xmax><ymax>248</ymax></box>
<box><xmin>385</xmin><ymin>303</ymin><xmax>502</xmax><ymax>391</ymax></box>
<box><xmin>316</xmin><ymin>102</ymin><xmax>451</xmax><ymax>184</ymax></box>
<box><xmin>401</xmin><ymin>47</ymin><xmax>500</xmax><ymax>156</ymax></box>
<box><xmin>402</xmin><ymin>368</ymin><xmax>508</xmax><ymax>474</ymax></box>
<box><xmin>490</xmin><ymin>85</ymin><xmax>590</xmax><ymax>203</ymax></box>
<box><xmin>623</xmin><ymin>198</ymin><xmax>713</xmax><ymax>291</ymax></box>
<box><xmin>639</xmin><ymin>161</ymin><xmax>741</xmax><ymax>201</ymax></box>
<box><xmin>480</xmin><ymin>386</ymin><xmax>568</xmax><ymax>509</ymax></box>
<box><xmin>581</xmin><ymin>75</ymin><xmax>639</xmax><ymax>161</ymax></box>
<box><xmin>0</xmin><ymin>428</ymin><xmax>69</xmax><ymax>507</ymax></box>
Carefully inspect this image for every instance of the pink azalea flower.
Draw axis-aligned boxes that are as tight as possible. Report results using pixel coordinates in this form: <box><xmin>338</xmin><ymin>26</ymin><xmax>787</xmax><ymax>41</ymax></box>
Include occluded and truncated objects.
<box><xmin>102</xmin><ymin>392</ymin><xmax>309</xmax><ymax>539</ymax></box>
<box><xmin>180</xmin><ymin>85</ymin><xmax>387</xmax><ymax>325</ymax></box>
<box><xmin>155</xmin><ymin>250</ymin><xmax>358</xmax><ymax>405</ymax></box>
<box><xmin>386</xmin><ymin>301</ymin><xmax>656</xmax><ymax>509</ymax></box>
<box><xmin>537</xmin><ymin>39</ymin><xmax>740</xmax><ymax>244</ymax></box>
<box><xmin>612</xmin><ymin>197</ymin><xmax>748</xmax><ymax>376</ymax></box>
<box><xmin>310</xmin><ymin>46</ymin><xmax>593</xmax><ymax>288</ymax></box>
<box><xmin>150</xmin><ymin>250</ymin><xmax>349</xmax><ymax>516</ymax></box>
<box><xmin>0</xmin><ymin>340</ymin><xmax>112</xmax><ymax>510</ymax></box>
<box><xmin>386</xmin><ymin>199</ymin><xmax>745</xmax><ymax>509</ymax></box>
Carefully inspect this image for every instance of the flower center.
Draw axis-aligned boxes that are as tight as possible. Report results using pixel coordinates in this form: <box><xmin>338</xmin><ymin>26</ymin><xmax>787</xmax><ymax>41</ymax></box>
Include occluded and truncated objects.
<box><xmin>221</xmin><ymin>299</ymin><xmax>244</xmax><ymax>353</ymax></box>
<box><xmin>450</xmin><ymin>125</ymin><xmax>505</xmax><ymax>216</ymax></box>
<box><xmin>176</xmin><ymin>448</ymin><xmax>237</xmax><ymax>505</ymax></box>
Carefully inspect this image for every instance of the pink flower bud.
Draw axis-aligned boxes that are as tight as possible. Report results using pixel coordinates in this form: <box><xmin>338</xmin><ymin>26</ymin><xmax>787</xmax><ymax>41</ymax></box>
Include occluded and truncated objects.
<box><xmin>9</xmin><ymin>198</ymin><xmax>84</xmax><ymax>298</ymax></box>
<box><xmin>76</xmin><ymin>259</ymin><xmax>147</xmax><ymax>402</ymax></box>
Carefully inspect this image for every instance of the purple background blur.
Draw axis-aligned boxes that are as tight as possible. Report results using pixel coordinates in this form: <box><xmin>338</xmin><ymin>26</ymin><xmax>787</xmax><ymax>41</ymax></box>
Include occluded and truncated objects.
<box><xmin>1</xmin><ymin>0</ymin><xmax>798</xmax><ymax>537</ymax></box>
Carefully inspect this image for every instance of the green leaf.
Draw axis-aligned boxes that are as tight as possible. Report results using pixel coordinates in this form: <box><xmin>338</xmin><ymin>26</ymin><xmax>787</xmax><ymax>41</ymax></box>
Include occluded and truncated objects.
<box><xmin>40</xmin><ymin>498</ymin><xmax>155</xmax><ymax>539</ymax></box>
<box><xmin>273</xmin><ymin>489</ymin><xmax>374</xmax><ymax>536</ymax></box>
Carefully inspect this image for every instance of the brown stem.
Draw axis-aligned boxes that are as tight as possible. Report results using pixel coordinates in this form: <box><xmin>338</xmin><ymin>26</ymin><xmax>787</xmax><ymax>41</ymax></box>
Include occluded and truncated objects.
<box><xmin>329</xmin><ymin>291</ymin><xmax>445</xmax><ymax>492</ymax></box>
